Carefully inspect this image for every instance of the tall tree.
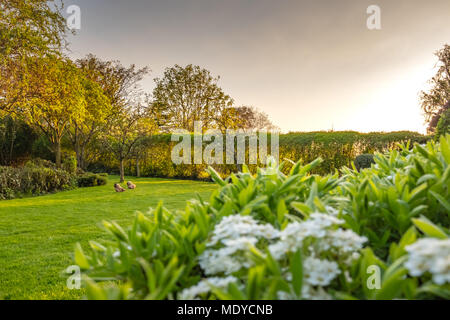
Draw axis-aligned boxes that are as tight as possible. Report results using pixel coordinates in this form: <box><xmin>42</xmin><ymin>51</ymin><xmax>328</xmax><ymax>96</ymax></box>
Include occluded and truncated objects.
<box><xmin>67</xmin><ymin>56</ymin><xmax>113</xmax><ymax>170</ymax></box>
<box><xmin>71</xmin><ymin>55</ymin><xmax>149</xmax><ymax>170</ymax></box>
<box><xmin>18</xmin><ymin>57</ymin><xmax>86</xmax><ymax>167</ymax></box>
<box><xmin>233</xmin><ymin>106</ymin><xmax>278</xmax><ymax>132</ymax></box>
<box><xmin>420</xmin><ymin>44</ymin><xmax>450</xmax><ymax>133</ymax></box>
<box><xmin>151</xmin><ymin>64</ymin><xmax>234</xmax><ymax>132</ymax></box>
<box><xmin>100</xmin><ymin>105</ymin><xmax>156</xmax><ymax>183</ymax></box>
<box><xmin>81</xmin><ymin>56</ymin><xmax>152</xmax><ymax>181</ymax></box>
<box><xmin>0</xmin><ymin>0</ymin><xmax>69</xmax><ymax>112</ymax></box>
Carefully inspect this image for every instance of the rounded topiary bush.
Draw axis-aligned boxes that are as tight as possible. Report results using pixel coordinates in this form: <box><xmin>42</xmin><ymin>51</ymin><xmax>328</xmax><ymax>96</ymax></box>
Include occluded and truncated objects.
<box><xmin>354</xmin><ymin>154</ymin><xmax>375</xmax><ymax>171</ymax></box>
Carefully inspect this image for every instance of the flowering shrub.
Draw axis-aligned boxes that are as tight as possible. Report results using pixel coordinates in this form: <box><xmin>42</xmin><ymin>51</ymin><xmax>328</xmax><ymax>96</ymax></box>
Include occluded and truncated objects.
<box><xmin>405</xmin><ymin>238</ymin><xmax>450</xmax><ymax>285</ymax></box>
<box><xmin>75</xmin><ymin>135</ymin><xmax>450</xmax><ymax>300</ymax></box>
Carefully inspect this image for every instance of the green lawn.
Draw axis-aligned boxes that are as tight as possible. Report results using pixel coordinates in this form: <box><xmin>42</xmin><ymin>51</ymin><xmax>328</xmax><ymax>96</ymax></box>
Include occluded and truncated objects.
<box><xmin>0</xmin><ymin>176</ymin><xmax>216</xmax><ymax>300</ymax></box>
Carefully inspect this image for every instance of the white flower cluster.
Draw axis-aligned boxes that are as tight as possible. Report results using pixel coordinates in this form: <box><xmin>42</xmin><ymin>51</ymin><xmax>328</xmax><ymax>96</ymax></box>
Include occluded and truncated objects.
<box><xmin>179</xmin><ymin>276</ymin><xmax>238</xmax><ymax>300</ymax></box>
<box><xmin>405</xmin><ymin>238</ymin><xmax>450</xmax><ymax>285</ymax></box>
<box><xmin>303</xmin><ymin>257</ymin><xmax>341</xmax><ymax>286</ymax></box>
<box><xmin>198</xmin><ymin>212</ymin><xmax>366</xmax><ymax>299</ymax></box>
<box><xmin>269</xmin><ymin>213</ymin><xmax>366</xmax><ymax>262</ymax></box>
<box><xmin>208</xmin><ymin>215</ymin><xmax>279</xmax><ymax>246</ymax></box>
<box><xmin>199</xmin><ymin>215</ymin><xmax>278</xmax><ymax>275</ymax></box>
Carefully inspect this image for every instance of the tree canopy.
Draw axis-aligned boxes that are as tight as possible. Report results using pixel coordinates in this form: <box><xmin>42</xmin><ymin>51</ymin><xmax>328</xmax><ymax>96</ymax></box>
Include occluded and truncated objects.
<box><xmin>420</xmin><ymin>44</ymin><xmax>450</xmax><ymax>133</ymax></box>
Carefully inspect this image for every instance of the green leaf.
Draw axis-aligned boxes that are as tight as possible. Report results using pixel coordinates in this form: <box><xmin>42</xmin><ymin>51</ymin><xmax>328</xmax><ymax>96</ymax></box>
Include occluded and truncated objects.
<box><xmin>429</xmin><ymin>190</ymin><xmax>450</xmax><ymax>214</ymax></box>
<box><xmin>207</xmin><ymin>166</ymin><xmax>227</xmax><ymax>186</ymax></box>
<box><xmin>412</xmin><ymin>216</ymin><xmax>448</xmax><ymax>239</ymax></box>
<box><xmin>291</xmin><ymin>202</ymin><xmax>311</xmax><ymax>217</ymax></box>
<box><xmin>440</xmin><ymin>135</ymin><xmax>450</xmax><ymax>164</ymax></box>
<box><xmin>74</xmin><ymin>243</ymin><xmax>90</xmax><ymax>269</ymax></box>
<box><xmin>290</xmin><ymin>250</ymin><xmax>303</xmax><ymax>297</ymax></box>
<box><xmin>85</xmin><ymin>279</ymin><xmax>107</xmax><ymax>300</ymax></box>
<box><xmin>277</xmin><ymin>199</ymin><xmax>288</xmax><ymax>224</ymax></box>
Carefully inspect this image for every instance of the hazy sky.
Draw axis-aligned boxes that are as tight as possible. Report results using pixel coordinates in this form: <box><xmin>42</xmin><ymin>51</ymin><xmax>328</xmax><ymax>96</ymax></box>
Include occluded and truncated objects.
<box><xmin>65</xmin><ymin>0</ymin><xmax>450</xmax><ymax>133</ymax></box>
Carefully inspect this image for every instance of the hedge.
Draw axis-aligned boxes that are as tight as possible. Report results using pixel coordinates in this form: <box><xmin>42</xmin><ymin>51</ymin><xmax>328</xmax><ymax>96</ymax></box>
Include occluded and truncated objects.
<box><xmin>0</xmin><ymin>165</ymin><xmax>77</xmax><ymax>200</ymax></box>
<box><xmin>89</xmin><ymin>131</ymin><xmax>430</xmax><ymax>179</ymax></box>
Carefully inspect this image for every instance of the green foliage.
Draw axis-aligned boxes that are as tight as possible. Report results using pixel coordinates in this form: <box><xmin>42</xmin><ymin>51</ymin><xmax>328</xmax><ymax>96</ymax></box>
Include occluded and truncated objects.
<box><xmin>0</xmin><ymin>165</ymin><xmax>77</xmax><ymax>200</ymax></box>
<box><xmin>0</xmin><ymin>115</ymin><xmax>38</xmax><ymax>166</ymax></box>
<box><xmin>420</xmin><ymin>44</ymin><xmax>450</xmax><ymax>131</ymax></box>
<box><xmin>63</xmin><ymin>156</ymin><xmax>77</xmax><ymax>174</ymax></box>
<box><xmin>340</xmin><ymin>136</ymin><xmax>450</xmax><ymax>257</ymax></box>
<box><xmin>77</xmin><ymin>173</ymin><xmax>108</xmax><ymax>188</ymax></box>
<box><xmin>76</xmin><ymin>135</ymin><xmax>450</xmax><ymax>300</ymax></box>
<box><xmin>99</xmin><ymin>131</ymin><xmax>429</xmax><ymax>179</ymax></box>
<box><xmin>354</xmin><ymin>154</ymin><xmax>375</xmax><ymax>171</ymax></box>
<box><xmin>436</xmin><ymin>107</ymin><xmax>450</xmax><ymax>139</ymax></box>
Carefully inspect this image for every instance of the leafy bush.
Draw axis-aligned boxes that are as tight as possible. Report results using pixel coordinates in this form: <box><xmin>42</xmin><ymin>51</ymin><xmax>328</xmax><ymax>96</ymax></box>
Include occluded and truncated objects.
<box><xmin>354</xmin><ymin>154</ymin><xmax>375</xmax><ymax>171</ymax></box>
<box><xmin>77</xmin><ymin>173</ymin><xmax>108</xmax><ymax>188</ymax></box>
<box><xmin>63</xmin><ymin>156</ymin><xmax>77</xmax><ymax>174</ymax></box>
<box><xmin>0</xmin><ymin>165</ymin><xmax>77</xmax><ymax>200</ymax></box>
<box><xmin>75</xmin><ymin>135</ymin><xmax>450</xmax><ymax>300</ymax></box>
<box><xmin>24</xmin><ymin>158</ymin><xmax>57</xmax><ymax>169</ymax></box>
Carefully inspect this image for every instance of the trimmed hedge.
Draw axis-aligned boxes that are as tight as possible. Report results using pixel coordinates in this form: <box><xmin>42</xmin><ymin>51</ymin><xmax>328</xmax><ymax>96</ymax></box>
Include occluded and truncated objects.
<box><xmin>89</xmin><ymin>131</ymin><xmax>430</xmax><ymax>179</ymax></box>
<box><xmin>0</xmin><ymin>165</ymin><xmax>77</xmax><ymax>200</ymax></box>
<box><xmin>77</xmin><ymin>173</ymin><xmax>108</xmax><ymax>188</ymax></box>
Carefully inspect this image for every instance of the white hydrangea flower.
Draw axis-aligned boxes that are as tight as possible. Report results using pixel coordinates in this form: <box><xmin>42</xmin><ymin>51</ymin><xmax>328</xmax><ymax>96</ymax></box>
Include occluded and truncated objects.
<box><xmin>199</xmin><ymin>215</ymin><xmax>278</xmax><ymax>275</ymax></box>
<box><xmin>179</xmin><ymin>276</ymin><xmax>238</xmax><ymax>300</ymax></box>
<box><xmin>208</xmin><ymin>215</ymin><xmax>279</xmax><ymax>246</ymax></box>
<box><xmin>268</xmin><ymin>212</ymin><xmax>361</xmax><ymax>261</ymax></box>
<box><xmin>199</xmin><ymin>211</ymin><xmax>366</xmax><ymax>300</ymax></box>
<box><xmin>303</xmin><ymin>257</ymin><xmax>341</xmax><ymax>286</ymax></box>
<box><xmin>322</xmin><ymin>228</ymin><xmax>367</xmax><ymax>258</ymax></box>
<box><xmin>405</xmin><ymin>238</ymin><xmax>450</xmax><ymax>285</ymax></box>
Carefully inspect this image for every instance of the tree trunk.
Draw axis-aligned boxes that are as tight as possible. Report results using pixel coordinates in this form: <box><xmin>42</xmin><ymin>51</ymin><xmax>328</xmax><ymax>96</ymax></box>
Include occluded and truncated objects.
<box><xmin>8</xmin><ymin>120</ymin><xmax>17</xmax><ymax>166</ymax></box>
<box><xmin>119</xmin><ymin>159</ymin><xmax>125</xmax><ymax>183</ymax></box>
<box><xmin>136</xmin><ymin>158</ymin><xmax>140</xmax><ymax>177</ymax></box>
<box><xmin>79</xmin><ymin>146</ymin><xmax>85</xmax><ymax>170</ymax></box>
<box><xmin>74</xmin><ymin>140</ymin><xmax>81</xmax><ymax>169</ymax></box>
<box><xmin>55</xmin><ymin>139</ymin><xmax>62</xmax><ymax>168</ymax></box>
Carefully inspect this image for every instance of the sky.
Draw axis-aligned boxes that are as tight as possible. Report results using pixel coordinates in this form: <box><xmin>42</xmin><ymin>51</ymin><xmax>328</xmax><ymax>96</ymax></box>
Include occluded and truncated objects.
<box><xmin>64</xmin><ymin>0</ymin><xmax>450</xmax><ymax>134</ymax></box>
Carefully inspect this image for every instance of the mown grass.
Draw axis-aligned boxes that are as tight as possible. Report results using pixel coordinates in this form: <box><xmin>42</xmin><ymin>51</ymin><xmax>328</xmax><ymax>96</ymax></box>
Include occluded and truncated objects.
<box><xmin>0</xmin><ymin>175</ymin><xmax>216</xmax><ymax>300</ymax></box>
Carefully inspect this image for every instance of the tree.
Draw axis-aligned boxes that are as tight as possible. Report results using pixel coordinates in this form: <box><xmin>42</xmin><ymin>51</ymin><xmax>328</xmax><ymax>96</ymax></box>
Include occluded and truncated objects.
<box><xmin>72</xmin><ymin>55</ymin><xmax>149</xmax><ymax>170</ymax></box>
<box><xmin>17</xmin><ymin>57</ymin><xmax>86</xmax><ymax>167</ymax></box>
<box><xmin>151</xmin><ymin>64</ymin><xmax>234</xmax><ymax>132</ymax></box>
<box><xmin>0</xmin><ymin>0</ymin><xmax>69</xmax><ymax>112</ymax></box>
<box><xmin>82</xmin><ymin>57</ymin><xmax>152</xmax><ymax>181</ymax></box>
<box><xmin>420</xmin><ymin>44</ymin><xmax>450</xmax><ymax>133</ymax></box>
<box><xmin>435</xmin><ymin>103</ymin><xmax>450</xmax><ymax>138</ymax></box>
<box><xmin>67</xmin><ymin>56</ymin><xmax>113</xmax><ymax>170</ymax></box>
<box><xmin>100</xmin><ymin>106</ymin><xmax>156</xmax><ymax>182</ymax></box>
<box><xmin>233</xmin><ymin>106</ymin><xmax>279</xmax><ymax>132</ymax></box>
